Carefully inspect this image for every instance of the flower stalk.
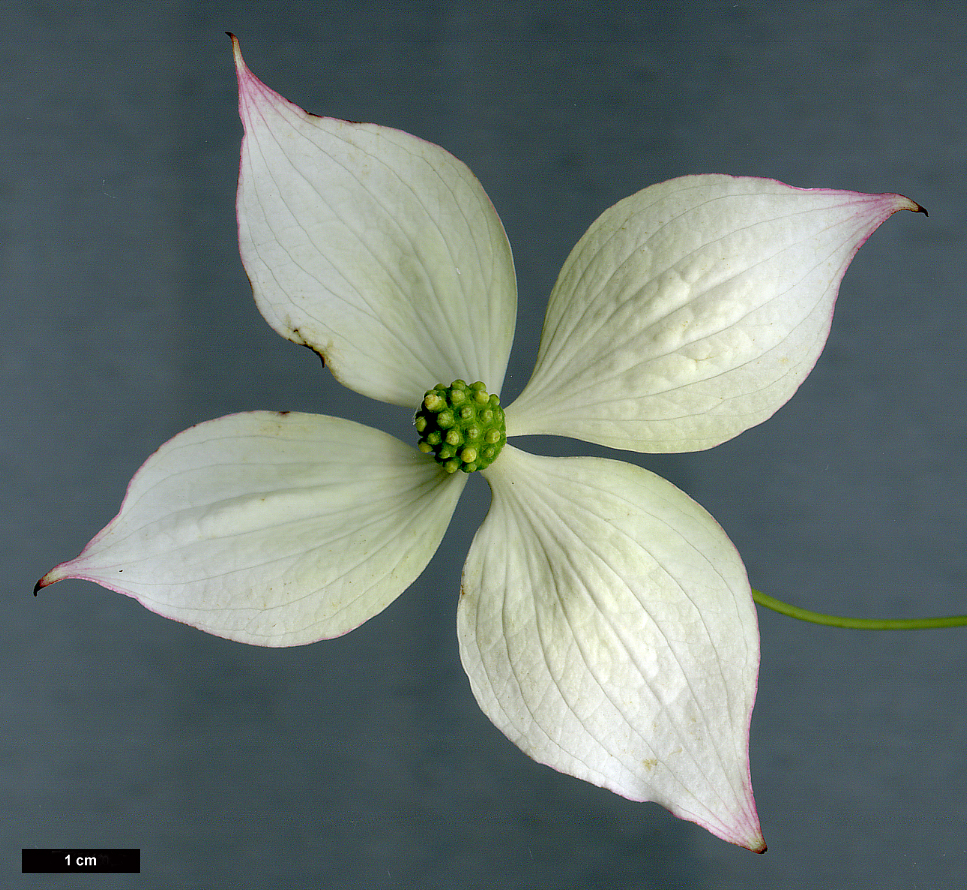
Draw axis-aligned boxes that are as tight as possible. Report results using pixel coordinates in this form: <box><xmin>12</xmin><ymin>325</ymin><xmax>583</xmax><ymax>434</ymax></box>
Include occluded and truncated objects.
<box><xmin>752</xmin><ymin>589</ymin><xmax>967</xmax><ymax>630</ymax></box>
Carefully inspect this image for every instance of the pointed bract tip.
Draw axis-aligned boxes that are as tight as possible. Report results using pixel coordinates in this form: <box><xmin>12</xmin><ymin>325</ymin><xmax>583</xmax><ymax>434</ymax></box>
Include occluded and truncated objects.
<box><xmin>34</xmin><ymin>562</ymin><xmax>72</xmax><ymax>595</ymax></box>
<box><xmin>229</xmin><ymin>33</ymin><xmax>260</xmax><ymax>126</ymax></box>
<box><xmin>733</xmin><ymin>824</ymin><xmax>767</xmax><ymax>853</ymax></box>
<box><xmin>228</xmin><ymin>32</ymin><xmax>243</xmax><ymax>69</ymax></box>
<box><xmin>895</xmin><ymin>193</ymin><xmax>927</xmax><ymax>217</ymax></box>
<box><xmin>713</xmin><ymin>799</ymin><xmax>766</xmax><ymax>853</ymax></box>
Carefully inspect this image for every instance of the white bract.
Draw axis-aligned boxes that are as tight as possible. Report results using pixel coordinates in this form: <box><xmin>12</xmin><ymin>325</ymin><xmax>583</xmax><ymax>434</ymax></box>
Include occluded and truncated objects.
<box><xmin>38</xmin><ymin>36</ymin><xmax>921</xmax><ymax>852</ymax></box>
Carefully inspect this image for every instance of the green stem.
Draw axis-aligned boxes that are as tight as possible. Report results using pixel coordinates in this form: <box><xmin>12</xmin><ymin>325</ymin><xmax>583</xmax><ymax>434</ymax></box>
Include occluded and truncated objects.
<box><xmin>751</xmin><ymin>589</ymin><xmax>967</xmax><ymax>630</ymax></box>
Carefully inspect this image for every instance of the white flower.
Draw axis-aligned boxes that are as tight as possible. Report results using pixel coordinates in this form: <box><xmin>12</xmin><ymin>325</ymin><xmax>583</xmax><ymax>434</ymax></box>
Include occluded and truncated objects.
<box><xmin>37</xmin><ymin>36</ymin><xmax>921</xmax><ymax>852</ymax></box>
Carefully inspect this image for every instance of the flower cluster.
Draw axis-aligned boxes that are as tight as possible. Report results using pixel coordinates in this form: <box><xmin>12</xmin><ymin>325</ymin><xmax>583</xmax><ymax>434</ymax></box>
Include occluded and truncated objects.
<box><xmin>415</xmin><ymin>380</ymin><xmax>506</xmax><ymax>473</ymax></box>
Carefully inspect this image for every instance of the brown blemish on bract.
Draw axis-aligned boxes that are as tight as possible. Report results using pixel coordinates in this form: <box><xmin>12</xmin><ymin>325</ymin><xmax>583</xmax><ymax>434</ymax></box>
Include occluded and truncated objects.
<box><xmin>288</xmin><ymin>326</ymin><xmax>327</xmax><ymax>367</ymax></box>
<box><xmin>302</xmin><ymin>343</ymin><xmax>326</xmax><ymax>368</ymax></box>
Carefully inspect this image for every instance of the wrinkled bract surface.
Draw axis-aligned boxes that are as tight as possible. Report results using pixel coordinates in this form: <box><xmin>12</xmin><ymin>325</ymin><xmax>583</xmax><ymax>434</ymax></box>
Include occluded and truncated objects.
<box><xmin>505</xmin><ymin>177</ymin><xmax>919</xmax><ymax>451</ymax></box>
<box><xmin>235</xmin><ymin>44</ymin><xmax>517</xmax><ymax>408</ymax></box>
<box><xmin>40</xmin><ymin>413</ymin><xmax>465</xmax><ymax>645</ymax></box>
<box><xmin>459</xmin><ymin>446</ymin><xmax>763</xmax><ymax>850</ymax></box>
<box><xmin>38</xmin><ymin>35</ymin><xmax>921</xmax><ymax>851</ymax></box>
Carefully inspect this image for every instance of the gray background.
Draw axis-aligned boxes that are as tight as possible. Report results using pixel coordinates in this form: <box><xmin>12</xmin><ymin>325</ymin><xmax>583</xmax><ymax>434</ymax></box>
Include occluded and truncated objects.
<box><xmin>6</xmin><ymin>2</ymin><xmax>965</xmax><ymax>887</ymax></box>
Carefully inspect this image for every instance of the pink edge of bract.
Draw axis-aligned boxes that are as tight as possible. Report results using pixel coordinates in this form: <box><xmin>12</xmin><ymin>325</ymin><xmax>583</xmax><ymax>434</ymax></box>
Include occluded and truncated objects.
<box><xmin>33</xmin><ymin>558</ymin><xmax>79</xmax><ymax>595</ymax></box>
<box><xmin>33</xmin><ymin>560</ymin><xmax>82</xmax><ymax>595</ymax></box>
<box><xmin>729</xmin><ymin>657</ymin><xmax>766</xmax><ymax>853</ymax></box>
<box><xmin>693</xmin><ymin>591</ymin><xmax>766</xmax><ymax>853</ymax></box>
<box><xmin>845</xmin><ymin>191</ymin><xmax>926</xmax><ymax>266</ymax></box>
<box><xmin>874</xmin><ymin>191</ymin><xmax>926</xmax><ymax>219</ymax></box>
<box><xmin>709</xmin><ymin>805</ymin><xmax>766</xmax><ymax>853</ymax></box>
<box><xmin>731</xmin><ymin>809</ymin><xmax>767</xmax><ymax>854</ymax></box>
<box><xmin>694</xmin><ymin>785</ymin><xmax>766</xmax><ymax>853</ymax></box>
<box><xmin>229</xmin><ymin>34</ymin><xmax>291</xmax><ymax>127</ymax></box>
<box><xmin>662</xmin><ymin>787</ymin><xmax>765</xmax><ymax>852</ymax></box>
<box><xmin>865</xmin><ymin>191</ymin><xmax>926</xmax><ymax>231</ymax></box>
<box><xmin>879</xmin><ymin>192</ymin><xmax>926</xmax><ymax>216</ymax></box>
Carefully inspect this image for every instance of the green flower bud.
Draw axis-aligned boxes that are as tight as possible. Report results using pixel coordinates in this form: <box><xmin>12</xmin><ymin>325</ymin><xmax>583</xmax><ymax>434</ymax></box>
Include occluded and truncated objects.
<box><xmin>414</xmin><ymin>380</ymin><xmax>507</xmax><ymax>473</ymax></box>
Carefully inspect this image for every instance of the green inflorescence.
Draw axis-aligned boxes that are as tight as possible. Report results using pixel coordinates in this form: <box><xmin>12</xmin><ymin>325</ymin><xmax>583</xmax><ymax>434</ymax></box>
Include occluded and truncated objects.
<box><xmin>415</xmin><ymin>380</ymin><xmax>507</xmax><ymax>473</ymax></box>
